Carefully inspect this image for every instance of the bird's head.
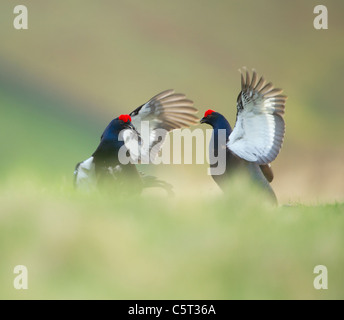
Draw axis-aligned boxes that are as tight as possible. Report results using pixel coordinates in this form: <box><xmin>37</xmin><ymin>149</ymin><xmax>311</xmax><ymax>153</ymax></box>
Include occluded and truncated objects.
<box><xmin>115</xmin><ymin>114</ymin><xmax>140</xmax><ymax>135</ymax></box>
<box><xmin>200</xmin><ymin>109</ymin><xmax>221</xmax><ymax>126</ymax></box>
<box><xmin>117</xmin><ymin>114</ymin><xmax>132</xmax><ymax>127</ymax></box>
<box><xmin>101</xmin><ymin>114</ymin><xmax>138</xmax><ymax>141</ymax></box>
<box><xmin>116</xmin><ymin>114</ymin><xmax>141</xmax><ymax>137</ymax></box>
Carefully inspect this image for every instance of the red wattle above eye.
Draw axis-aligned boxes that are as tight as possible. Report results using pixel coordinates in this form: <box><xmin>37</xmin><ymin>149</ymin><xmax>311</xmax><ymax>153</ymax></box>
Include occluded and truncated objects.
<box><xmin>118</xmin><ymin>114</ymin><xmax>131</xmax><ymax>123</ymax></box>
<box><xmin>204</xmin><ymin>109</ymin><xmax>215</xmax><ymax>117</ymax></box>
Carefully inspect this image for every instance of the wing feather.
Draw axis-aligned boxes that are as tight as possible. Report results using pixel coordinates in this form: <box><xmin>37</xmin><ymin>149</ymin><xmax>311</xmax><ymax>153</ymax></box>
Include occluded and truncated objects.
<box><xmin>129</xmin><ymin>90</ymin><xmax>198</xmax><ymax>162</ymax></box>
<box><xmin>227</xmin><ymin>69</ymin><xmax>286</xmax><ymax>164</ymax></box>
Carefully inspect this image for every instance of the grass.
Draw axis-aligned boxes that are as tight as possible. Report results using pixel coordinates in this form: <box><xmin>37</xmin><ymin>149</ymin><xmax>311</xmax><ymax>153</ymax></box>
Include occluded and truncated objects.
<box><xmin>0</xmin><ymin>176</ymin><xmax>343</xmax><ymax>300</ymax></box>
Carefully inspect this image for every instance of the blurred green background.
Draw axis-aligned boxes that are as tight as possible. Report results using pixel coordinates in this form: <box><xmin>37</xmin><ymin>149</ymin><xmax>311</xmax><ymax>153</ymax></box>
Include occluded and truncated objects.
<box><xmin>0</xmin><ymin>0</ymin><xmax>343</xmax><ymax>299</ymax></box>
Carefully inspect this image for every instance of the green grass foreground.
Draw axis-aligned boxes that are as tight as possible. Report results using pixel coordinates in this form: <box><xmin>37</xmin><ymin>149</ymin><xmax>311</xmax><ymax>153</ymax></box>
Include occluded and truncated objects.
<box><xmin>0</xmin><ymin>177</ymin><xmax>343</xmax><ymax>300</ymax></box>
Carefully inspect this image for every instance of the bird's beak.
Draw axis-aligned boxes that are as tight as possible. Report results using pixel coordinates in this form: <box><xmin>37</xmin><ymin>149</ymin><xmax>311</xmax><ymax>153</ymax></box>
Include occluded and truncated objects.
<box><xmin>200</xmin><ymin>117</ymin><xmax>207</xmax><ymax>124</ymax></box>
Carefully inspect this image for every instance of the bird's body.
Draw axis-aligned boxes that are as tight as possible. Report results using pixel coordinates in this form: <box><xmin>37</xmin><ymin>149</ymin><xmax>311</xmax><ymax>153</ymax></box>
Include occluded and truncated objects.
<box><xmin>201</xmin><ymin>69</ymin><xmax>286</xmax><ymax>203</ymax></box>
<box><xmin>208</xmin><ymin>113</ymin><xmax>277</xmax><ymax>202</ymax></box>
<box><xmin>74</xmin><ymin>90</ymin><xmax>198</xmax><ymax>195</ymax></box>
<box><xmin>74</xmin><ymin>117</ymin><xmax>143</xmax><ymax>194</ymax></box>
<box><xmin>93</xmin><ymin>118</ymin><xmax>143</xmax><ymax>193</ymax></box>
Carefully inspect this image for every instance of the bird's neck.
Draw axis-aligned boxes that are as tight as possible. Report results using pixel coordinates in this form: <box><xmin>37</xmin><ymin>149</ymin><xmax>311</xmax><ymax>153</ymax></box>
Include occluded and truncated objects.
<box><xmin>208</xmin><ymin>118</ymin><xmax>232</xmax><ymax>162</ymax></box>
<box><xmin>211</xmin><ymin>118</ymin><xmax>232</xmax><ymax>145</ymax></box>
<box><xmin>92</xmin><ymin>129</ymin><xmax>124</xmax><ymax>165</ymax></box>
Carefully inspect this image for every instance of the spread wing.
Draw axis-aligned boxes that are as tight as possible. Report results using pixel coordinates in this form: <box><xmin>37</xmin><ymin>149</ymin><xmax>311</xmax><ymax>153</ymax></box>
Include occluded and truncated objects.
<box><xmin>227</xmin><ymin>69</ymin><xmax>286</xmax><ymax>165</ymax></box>
<box><xmin>129</xmin><ymin>89</ymin><xmax>198</xmax><ymax>163</ymax></box>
